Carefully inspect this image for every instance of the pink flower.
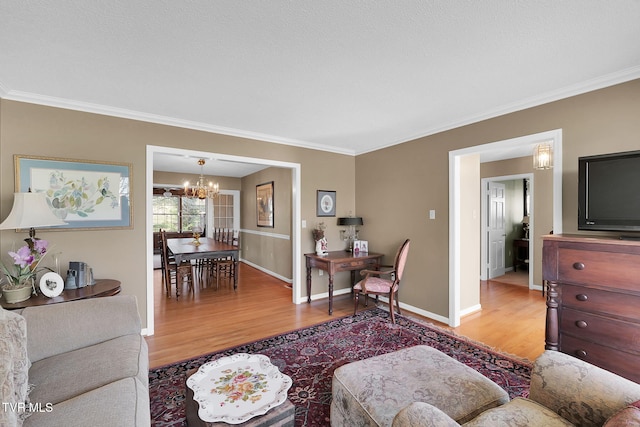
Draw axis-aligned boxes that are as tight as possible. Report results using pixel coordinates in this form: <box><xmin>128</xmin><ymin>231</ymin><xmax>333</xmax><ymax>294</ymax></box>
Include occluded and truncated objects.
<box><xmin>33</xmin><ymin>239</ymin><xmax>48</xmax><ymax>255</ymax></box>
<box><xmin>9</xmin><ymin>246</ymin><xmax>35</xmax><ymax>268</ymax></box>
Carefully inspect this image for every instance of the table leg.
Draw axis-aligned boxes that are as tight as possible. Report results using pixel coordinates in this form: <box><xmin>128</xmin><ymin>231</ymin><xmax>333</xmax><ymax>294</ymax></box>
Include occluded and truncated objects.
<box><xmin>306</xmin><ymin>266</ymin><xmax>312</xmax><ymax>303</ymax></box>
<box><xmin>328</xmin><ymin>273</ymin><xmax>334</xmax><ymax>315</ymax></box>
<box><xmin>233</xmin><ymin>259</ymin><xmax>238</xmax><ymax>290</ymax></box>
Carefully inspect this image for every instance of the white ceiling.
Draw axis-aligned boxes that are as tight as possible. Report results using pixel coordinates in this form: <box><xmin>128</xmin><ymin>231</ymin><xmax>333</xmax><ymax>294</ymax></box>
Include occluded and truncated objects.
<box><xmin>1</xmin><ymin>1</ymin><xmax>640</xmax><ymax>159</ymax></box>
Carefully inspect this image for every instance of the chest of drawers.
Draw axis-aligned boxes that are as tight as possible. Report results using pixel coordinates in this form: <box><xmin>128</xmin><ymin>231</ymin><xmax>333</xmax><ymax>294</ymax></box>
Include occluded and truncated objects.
<box><xmin>543</xmin><ymin>235</ymin><xmax>640</xmax><ymax>383</ymax></box>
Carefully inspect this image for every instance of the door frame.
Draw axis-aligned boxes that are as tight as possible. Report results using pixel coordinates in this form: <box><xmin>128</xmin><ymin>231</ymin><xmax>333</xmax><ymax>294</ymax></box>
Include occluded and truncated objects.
<box><xmin>145</xmin><ymin>145</ymin><xmax>301</xmax><ymax>336</ymax></box>
<box><xmin>480</xmin><ymin>174</ymin><xmax>534</xmax><ymax>288</ymax></box>
<box><xmin>449</xmin><ymin>129</ymin><xmax>563</xmax><ymax>327</ymax></box>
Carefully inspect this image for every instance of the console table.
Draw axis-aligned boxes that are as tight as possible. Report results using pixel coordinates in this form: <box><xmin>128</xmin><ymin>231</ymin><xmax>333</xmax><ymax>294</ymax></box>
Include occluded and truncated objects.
<box><xmin>305</xmin><ymin>251</ymin><xmax>383</xmax><ymax>315</ymax></box>
<box><xmin>512</xmin><ymin>238</ymin><xmax>529</xmax><ymax>271</ymax></box>
<box><xmin>0</xmin><ymin>279</ymin><xmax>121</xmax><ymax>309</ymax></box>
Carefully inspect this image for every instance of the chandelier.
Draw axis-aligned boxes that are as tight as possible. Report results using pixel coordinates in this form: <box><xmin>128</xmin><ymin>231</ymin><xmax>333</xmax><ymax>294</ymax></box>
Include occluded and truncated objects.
<box><xmin>184</xmin><ymin>159</ymin><xmax>220</xmax><ymax>200</ymax></box>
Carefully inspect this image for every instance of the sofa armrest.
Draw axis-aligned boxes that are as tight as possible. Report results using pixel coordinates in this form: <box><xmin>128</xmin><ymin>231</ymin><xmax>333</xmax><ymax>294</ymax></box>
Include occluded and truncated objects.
<box><xmin>21</xmin><ymin>295</ymin><xmax>142</xmax><ymax>363</ymax></box>
<box><xmin>529</xmin><ymin>350</ymin><xmax>640</xmax><ymax>426</ymax></box>
<box><xmin>392</xmin><ymin>402</ymin><xmax>460</xmax><ymax>427</ymax></box>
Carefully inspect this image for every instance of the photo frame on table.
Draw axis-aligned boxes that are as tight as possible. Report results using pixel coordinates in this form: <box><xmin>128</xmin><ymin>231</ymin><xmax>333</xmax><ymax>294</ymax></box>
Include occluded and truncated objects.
<box><xmin>256</xmin><ymin>181</ymin><xmax>274</xmax><ymax>228</ymax></box>
<box><xmin>15</xmin><ymin>155</ymin><xmax>133</xmax><ymax>230</ymax></box>
<box><xmin>316</xmin><ymin>190</ymin><xmax>336</xmax><ymax>217</ymax></box>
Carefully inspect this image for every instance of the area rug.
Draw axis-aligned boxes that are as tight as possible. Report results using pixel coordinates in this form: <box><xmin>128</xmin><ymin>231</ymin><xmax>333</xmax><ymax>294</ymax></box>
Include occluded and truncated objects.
<box><xmin>149</xmin><ymin>308</ymin><xmax>532</xmax><ymax>426</ymax></box>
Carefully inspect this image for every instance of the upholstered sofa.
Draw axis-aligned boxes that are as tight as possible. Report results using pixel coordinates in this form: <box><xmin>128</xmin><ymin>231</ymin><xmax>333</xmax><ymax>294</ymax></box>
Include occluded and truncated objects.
<box><xmin>331</xmin><ymin>345</ymin><xmax>640</xmax><ymax>427</ymax></box>
<box><xmin>1</xmin><ymin>295</ymin><xmax>150</xmax><ymax>426</ymax></box>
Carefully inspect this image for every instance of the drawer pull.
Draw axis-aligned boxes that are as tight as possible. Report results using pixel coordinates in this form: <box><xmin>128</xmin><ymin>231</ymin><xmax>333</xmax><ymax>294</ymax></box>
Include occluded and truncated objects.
<box><xmin>575</xmin><ymin>320</ymin><xmax>588</xmax><ymax>328</ymax></box>
<box><xmin>575</xmin><ymin>349</ymin><xmax>588</xmax><ymax>358</ymax></box>
<box><xmin>576</xmin><ymin>294</ymin><xmax>588</xmax><ymax>302</ymax></box>
<box><xmin>572</xmin><ymin>262</ymin><xmax>585</xmax><ymax>270</ymax></box>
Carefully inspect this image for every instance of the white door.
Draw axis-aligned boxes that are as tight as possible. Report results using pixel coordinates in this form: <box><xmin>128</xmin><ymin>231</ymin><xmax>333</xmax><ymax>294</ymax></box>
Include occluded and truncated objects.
<box><xmin>488</xmin><ymin>182</ymin><xmax>506</xmax><ymax>279</ymax></box>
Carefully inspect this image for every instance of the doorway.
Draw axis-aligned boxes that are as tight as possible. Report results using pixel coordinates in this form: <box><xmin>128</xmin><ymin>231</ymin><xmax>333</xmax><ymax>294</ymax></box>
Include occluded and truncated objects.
<box><xmin>481</xmin><ymin>175</ymin><xmax>534</xmax><ymax>288</ymax></box>
<box><xmin>448</xmin><ymin>129</ymin><xmax>563</xmax><ymax>327</ymax></box>
<box><xmin>144</xmin><ymin>145</ymin><xmax>302</xmax><ymax>336</ymax></box>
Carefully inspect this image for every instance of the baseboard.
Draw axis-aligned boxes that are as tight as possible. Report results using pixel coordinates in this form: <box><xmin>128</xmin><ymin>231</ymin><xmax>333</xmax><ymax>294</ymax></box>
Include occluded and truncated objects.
<box><xmin>240</xmin><ymin>259</ymin><xmax>292</xmax><ymax>284</ymax></box>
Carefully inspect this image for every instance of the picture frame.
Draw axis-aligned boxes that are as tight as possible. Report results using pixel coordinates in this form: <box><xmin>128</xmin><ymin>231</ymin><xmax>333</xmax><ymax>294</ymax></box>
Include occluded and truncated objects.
<box><xmin>353</xmin><ymin>240</ymin><xmax>369</xmax><ymax>254</ymax></box>
<box><xmin>15</xmin><ymin>155</ymin><xmax>133</xmax><ymax>230</ymax></box>
<box><xmin>316</xmin><ymin>190</ymin><xmax>336</xmax><ymax>217</ymax></box>
<box><xmin>256</xmin><ymin>181</ymin><xmax>274</xmax><ymax>227</ymax></box>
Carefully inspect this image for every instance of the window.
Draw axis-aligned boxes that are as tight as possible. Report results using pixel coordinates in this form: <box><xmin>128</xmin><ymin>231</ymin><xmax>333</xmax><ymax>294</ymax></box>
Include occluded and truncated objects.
<box><xmin>152</xmin><ymin>194</ymin><xmax>206</xmax><ymax>232</ymax></box>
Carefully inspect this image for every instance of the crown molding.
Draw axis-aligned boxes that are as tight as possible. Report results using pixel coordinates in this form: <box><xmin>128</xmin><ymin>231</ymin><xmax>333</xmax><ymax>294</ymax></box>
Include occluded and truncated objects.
<box><xmin>0</xmin><ymin>90</ymin><xmax>357</xmax><ymax>156</ymax></box>
<box><xmin>356</xmin><ymin>66</ymin><xmax>640</xmax><ymax>155</ymax></box>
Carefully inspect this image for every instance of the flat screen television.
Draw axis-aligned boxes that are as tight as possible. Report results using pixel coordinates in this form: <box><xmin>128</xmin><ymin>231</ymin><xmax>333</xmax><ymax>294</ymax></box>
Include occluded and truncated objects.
<box><xmin>578</xmin><ymin>150</ymin><xmax>640</xmax><ymax>233</ymax></box>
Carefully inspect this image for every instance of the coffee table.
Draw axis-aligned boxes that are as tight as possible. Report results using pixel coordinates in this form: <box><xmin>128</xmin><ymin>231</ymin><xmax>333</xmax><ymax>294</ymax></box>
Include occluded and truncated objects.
<box><xmin>185</xmin><ymin>354</ymin><xmax>294</xmax><ymax>426</ymax></box>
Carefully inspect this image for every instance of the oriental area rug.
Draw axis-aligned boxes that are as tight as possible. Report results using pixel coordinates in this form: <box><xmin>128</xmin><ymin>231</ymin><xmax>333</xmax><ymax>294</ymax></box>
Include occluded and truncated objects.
<box><xmin>149</xmin><ymin>308</ymin><xmax>532</xmax><ymax>426</ymax></box>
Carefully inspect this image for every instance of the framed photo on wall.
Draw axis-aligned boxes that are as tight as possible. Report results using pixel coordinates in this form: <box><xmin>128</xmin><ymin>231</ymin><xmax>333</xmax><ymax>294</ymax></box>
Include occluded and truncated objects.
<box><xmin>316</xmin><ymin>190</ymin><xmax>336</xmax><ymax>217</ymax></box>
<box><xmin>15</xmin><ymin>155</ymin><xmax>133</xmax><ymax>230</ymax></box>
<box><xmin>256</xmin><ymin>181</ymin><xmax>274</xmax><ymax>227</ymax></box>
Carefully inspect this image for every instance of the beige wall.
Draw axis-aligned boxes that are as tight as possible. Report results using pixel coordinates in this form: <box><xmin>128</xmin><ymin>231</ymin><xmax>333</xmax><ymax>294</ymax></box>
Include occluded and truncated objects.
<box><xmin>2</xmin><ymin>79</ymin><xmax>640</xmax><ymax>325</ymax></box>
<box><xmin>459</xmin><ymin>154</ymin><xmax>480</xmax><ymax>312</ymax></box>
<box><xmin>241</xmin><ymin>167</ymin><xmax>292</xmax><ymax>279</ymax></box>
<box><xmin>0</xmin><ymin>100</ymin><xmax>356</xmax><ymax>328</ymax></box>
<box><xmin>356</xmin><ymin>79</ymin><xmax>640</xmax><ymax>318</ymax></box>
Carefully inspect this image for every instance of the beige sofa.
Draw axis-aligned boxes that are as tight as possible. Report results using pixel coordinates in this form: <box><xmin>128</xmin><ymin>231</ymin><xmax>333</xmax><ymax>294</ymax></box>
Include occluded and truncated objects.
<box><xmin>1</xmin><ymin>295</ymin><xmax>149</xmax><ymax>426</ymax></box>
<box><xmin>331</xmin><ymin>346</ymin><xmax>640</xmax><ymax>427</ymax></box>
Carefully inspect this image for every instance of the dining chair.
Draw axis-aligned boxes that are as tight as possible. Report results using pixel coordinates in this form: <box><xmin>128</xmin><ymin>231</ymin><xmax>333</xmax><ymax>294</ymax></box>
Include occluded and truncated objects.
<box><xmin>353</xmin><ymin>239</ymin><xmax>411</xmax><ymax>324</ymax></box>
<box><xmin>160</xmin><ymin>229</ymin><xmax>194</xmax><ymax>297</ymax></box>
<box><xmin>211</xmin><ymin>230</ymin><xmax>238</xmax><ymax>290</ymax></box>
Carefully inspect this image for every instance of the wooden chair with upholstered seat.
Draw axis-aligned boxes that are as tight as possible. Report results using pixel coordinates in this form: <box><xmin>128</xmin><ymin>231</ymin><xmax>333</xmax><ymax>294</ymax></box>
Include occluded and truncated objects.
<box><xmin>353</xmin><ymin>239</ymin><xmax>410</xmax><ymax>324</ymax></box>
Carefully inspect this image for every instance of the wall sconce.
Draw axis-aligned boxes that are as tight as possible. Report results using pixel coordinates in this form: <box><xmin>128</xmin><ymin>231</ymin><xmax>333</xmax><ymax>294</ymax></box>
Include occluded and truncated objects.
<box><xmin>533</xmin><ymin>142</ymin><xmax>553</xmax><ymax>170</ymax></box>
<box><xmin>337</xmin><ymin>216</ymin><xmax>363</xmax><ymax>252</ymax></box>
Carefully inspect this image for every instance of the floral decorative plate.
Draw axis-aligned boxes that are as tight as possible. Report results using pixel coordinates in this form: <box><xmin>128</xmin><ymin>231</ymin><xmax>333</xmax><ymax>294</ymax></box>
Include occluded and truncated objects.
<box><xmin>186</xmin><ymin>353</ymin><xmax>292</xmax><ymax>424</ymax></box>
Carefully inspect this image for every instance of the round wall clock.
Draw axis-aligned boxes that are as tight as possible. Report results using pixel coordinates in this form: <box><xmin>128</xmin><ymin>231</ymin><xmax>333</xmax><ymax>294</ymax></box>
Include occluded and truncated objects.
<box><xmin>40</xmin><ymin>272</ymin><xmax>64</xmax><ymax>298</ymax></box>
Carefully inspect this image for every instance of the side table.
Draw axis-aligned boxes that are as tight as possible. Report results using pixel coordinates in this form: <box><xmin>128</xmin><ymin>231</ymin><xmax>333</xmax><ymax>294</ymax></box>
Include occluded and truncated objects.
<box><xmin>185</xmin><ymin>368</ymin><xmax>295</xmax><ymax>427</ymax></box>
<box><xmin>0</xmin><ymin>279</ymin><xmax>121</xmax><ymax>310</ymax></box>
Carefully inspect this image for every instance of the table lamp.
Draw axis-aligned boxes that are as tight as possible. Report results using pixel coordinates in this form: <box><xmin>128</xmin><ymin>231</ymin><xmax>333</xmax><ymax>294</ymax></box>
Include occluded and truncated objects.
<box><xmin>0</xmin><ymin>192</ymin><xmax>67</xmax><ymax>240</ymax></box>
<box><xmin>337</xmin><ymin>216</ymin><xmax>363</xmax><ymax>252</ymax></box>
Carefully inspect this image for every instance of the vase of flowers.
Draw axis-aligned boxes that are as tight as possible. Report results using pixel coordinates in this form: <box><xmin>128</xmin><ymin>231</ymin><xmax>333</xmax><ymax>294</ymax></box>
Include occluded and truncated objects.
<box><xmin>312</xmin><ymin>222</ymin><xmax>328</xmax><ymax>256</ymax></box>
<box><xmin>1</xmin><ymin>238</ymin><xmax>49</xmax><ymax>303</ymax></box>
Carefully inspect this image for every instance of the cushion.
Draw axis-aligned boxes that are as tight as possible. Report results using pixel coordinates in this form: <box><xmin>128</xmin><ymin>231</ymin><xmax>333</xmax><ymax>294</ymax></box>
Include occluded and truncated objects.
<box><xmin>330</xmin><ymin>345</ymin><xmax>509</xmax><ymax>426</ymax></box>
<box><xmin>603</xmin><ymin>401</ymin><xmax>640</xmax><ymax>426</ymax></box>
<box><xmin>28</xmin><ymin>333</ymin><xmax>148</xmax><ymax>406</ymax></box>
<box><xmin>530</xmin><ymin>351</ymin><xmax>640</xmax><ymax>427</ymax></box>
<box><xmin>0</xmin><ymin>307</ymin><xmax>30</xmax><ymax>426</ymax></box>
<box><xmin>354</xmin><ymin>277</ymin><xmax>392</xmax><ymax>293</ymax></box>
<box><xmin>463</xmin><ymin>398</ymin><xmax>574</xmax><ymax>427</ymax></box>
<box><xmin>393</xmin><ymin>402</ymin><xmax>459</xmax><ymax>427</ymax></box>
<box><xmin>23</xmin><ymin>377</ymin><xmax>150</xmax><ymax>427</ymax></box>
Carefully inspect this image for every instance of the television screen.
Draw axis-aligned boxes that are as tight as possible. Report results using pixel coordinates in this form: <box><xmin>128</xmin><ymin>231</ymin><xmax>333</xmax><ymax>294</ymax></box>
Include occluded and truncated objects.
<box><xmin>578</xmin><ymin>150</ymin><xmax>640</xmax><ymax>232</ymax></box>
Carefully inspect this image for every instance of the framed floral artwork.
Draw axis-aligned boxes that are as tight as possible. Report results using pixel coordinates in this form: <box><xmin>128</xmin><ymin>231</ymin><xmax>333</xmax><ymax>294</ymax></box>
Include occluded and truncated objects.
<box><xmin>256</xmin><ymin>181</ymin><xmax>274</xmax><ymax>227</ymax></box>
<box><xmin>316</xmin><ymin>190</ymin><xmax>336</xmax><ymax>217</ymax></box>
<box><xmin>14</xmin><ymin>155</ymin><xmax>133</xmax><ymax>230</ymax></box>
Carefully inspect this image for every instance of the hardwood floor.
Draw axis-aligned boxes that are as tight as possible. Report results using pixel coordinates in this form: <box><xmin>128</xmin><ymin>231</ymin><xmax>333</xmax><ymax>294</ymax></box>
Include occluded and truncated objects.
<box><xmin>145</xmin><ymin>264</ymin><xmax>545</xmax><ymax>368</ymax></box>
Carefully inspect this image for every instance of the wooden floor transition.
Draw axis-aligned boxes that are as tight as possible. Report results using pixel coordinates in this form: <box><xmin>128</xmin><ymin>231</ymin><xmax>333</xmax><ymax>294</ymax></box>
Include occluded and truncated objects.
<box><xmin>145</xmin><ymin>264</ymin><xmax>545</xmax><ymax>368</ymax></box>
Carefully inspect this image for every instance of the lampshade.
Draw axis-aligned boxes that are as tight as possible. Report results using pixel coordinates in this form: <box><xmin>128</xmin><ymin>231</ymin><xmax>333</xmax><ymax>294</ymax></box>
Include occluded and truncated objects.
<box><xmin>0</xmin><ymin>192</ymin><xmax>67</xmax><ymax>231</ymax></box>
<box><xmin>337</xmin><ymin>217</ymin><xmax>363</xmax><ymax>226</ymax></box>
<box><xmin>533</xmin><ymin>142</ymin><xmax>553</xmax><ymax>170</ymax></box>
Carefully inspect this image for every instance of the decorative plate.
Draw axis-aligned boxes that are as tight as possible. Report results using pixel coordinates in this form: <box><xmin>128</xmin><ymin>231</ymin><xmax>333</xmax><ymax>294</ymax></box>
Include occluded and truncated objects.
<box><xmin>39</xmin><ymin>272</ymin><xmax>64</xmax><ymax>297</ymax></box>
<box><xmin>186</xmin><ymin>353</ymin><xmax>292</xmax><ymax>424</ymax></box>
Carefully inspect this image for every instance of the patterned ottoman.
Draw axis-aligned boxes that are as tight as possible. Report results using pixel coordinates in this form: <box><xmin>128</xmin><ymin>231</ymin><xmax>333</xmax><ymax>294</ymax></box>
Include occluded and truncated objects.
<box><xmin>330</xmin><ymin>345</ymin><xmax>509</xmax><ymax>426</ymax></box>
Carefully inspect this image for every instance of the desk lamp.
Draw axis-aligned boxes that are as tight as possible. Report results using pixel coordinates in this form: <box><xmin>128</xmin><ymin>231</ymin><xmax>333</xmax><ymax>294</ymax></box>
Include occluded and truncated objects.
<box><xmin>337</xmin><ymin>216</ymin><xmax>363</xmax><ymax>252</ymax></box>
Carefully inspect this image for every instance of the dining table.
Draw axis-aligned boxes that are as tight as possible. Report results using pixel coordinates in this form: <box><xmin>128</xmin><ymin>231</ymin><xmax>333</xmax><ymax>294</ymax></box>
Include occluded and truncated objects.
<box><xmin>167</xmin><ymin>237</ymin><xmax>240</xmax><ymax>290</ymax></box>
